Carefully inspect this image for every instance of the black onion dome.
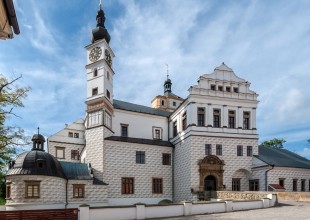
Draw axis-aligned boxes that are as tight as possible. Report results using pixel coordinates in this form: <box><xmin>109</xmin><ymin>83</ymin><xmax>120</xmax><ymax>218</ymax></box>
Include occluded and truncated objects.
<box><xmin>92</xmin><ymin>4</ymin><xmax>110</xmax><ymax>43</ymax></box>
<box><xmin>31</xmin><ymin>134</ymin><xmax>45</xmax><ymax>142</ymax></box>
<box><xmin>7</xmin><ymin>150</ymin><xmax>65</xmax><ymax>178</ymax></box>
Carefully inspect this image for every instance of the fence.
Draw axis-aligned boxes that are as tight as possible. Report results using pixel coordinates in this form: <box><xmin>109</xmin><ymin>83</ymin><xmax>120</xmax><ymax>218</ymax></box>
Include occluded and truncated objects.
<box><xmin>80</xmin><ymin>196</ymin><xmax>275</xmax><ymax>220</ymax></box>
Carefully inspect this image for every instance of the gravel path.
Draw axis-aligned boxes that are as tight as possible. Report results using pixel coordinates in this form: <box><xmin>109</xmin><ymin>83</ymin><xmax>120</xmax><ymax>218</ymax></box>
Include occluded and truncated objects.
<box><xmin>164</xmin><ymin>201</ymin><xmax>310</xmax><ymax>220</ymax></box>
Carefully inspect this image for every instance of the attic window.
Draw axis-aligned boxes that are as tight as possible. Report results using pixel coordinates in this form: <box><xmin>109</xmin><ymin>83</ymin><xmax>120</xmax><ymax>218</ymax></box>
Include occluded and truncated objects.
<box><xmin>173</xmin><ymin>101</ymin><xmax>176</xmax><ymax>106</ymax></box>
<box><xmin>210</xmin><ymin>85</ymin><xmax>216</xmax><ymax>90</ymax></box>
<box><xmin>36</xmin><ymin>159</ymin><xmax>45</xmax><ymax>168</ymax></box>
<box><xmin>218</xmin><ymin>86</ymin><xmax>223</xmax><ymax>91</ymax></box>
<box><xmin>161</xmin><ymin>100</ymin><xmax>165</xmax><ymax>106</ymax></box>
<box><xmin>226</xmin><ymin>86</ymin><xmax>231</xmax><ymax>92</ymax></box>
<box><xmin>233</xmin><ymin>87</ymin><xmax>239</xmax><ymax>93</ymax></box>
<box><xmin>68</xmin><ymin>132</ymin><xmax>73</xmax><ymax>137</ymax></box>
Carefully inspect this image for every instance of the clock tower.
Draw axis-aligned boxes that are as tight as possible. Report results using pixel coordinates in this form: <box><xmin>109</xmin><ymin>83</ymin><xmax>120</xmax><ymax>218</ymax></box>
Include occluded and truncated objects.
<box><xmin>84</xmin><ymin>2</ymin><xmax>114</xmax><ymax>182</ymax></box>
<box><xmin>85</xmin><ymin>1</ymin><xmax>115</xmax><ymax>129</ymax></box>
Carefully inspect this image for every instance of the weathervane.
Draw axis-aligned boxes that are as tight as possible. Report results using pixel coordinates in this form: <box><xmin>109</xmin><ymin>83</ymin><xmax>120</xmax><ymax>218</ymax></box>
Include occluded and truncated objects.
<box><xmin>166</xmin><ymin>64</ymin><xmax>169</xmax><ymax>79</ymax></box>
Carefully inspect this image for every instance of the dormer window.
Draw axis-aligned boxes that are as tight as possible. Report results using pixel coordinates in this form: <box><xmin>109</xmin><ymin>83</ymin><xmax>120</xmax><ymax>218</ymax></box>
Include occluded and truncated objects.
<box><xmin>211</xmin><ymin>84</ymin><xmax>216</xmax><ymax>90</ymax></box>
<box><xmin>36</xmin><ymin>159</ymin><xmax>45</xmax><ymax>168</ymax></box>
<box><xmin>68</xmin><ymin>132</ymin><xmax>73</xmax><ymax>137</ymax></box>
<box><xmin>233</xmin><ymin>87</ymin><xmax>239</xmax><ymax>93</ymax></box>
<box><xmin>226</xmin><ymin>86</ymin><xmax>231</xmax><ymax>92</ymax></box>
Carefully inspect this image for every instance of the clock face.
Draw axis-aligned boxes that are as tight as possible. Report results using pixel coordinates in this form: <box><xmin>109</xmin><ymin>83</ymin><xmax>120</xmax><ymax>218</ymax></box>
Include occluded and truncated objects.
<box><xmin>89</xmin><ymin>47</ymin><xmax>102</xmax><ymax>62</ymax></box>
<box><xmin>105</xmin><ymin>49</ymin><xmax>112</xmax><ymax>67</ymax></box>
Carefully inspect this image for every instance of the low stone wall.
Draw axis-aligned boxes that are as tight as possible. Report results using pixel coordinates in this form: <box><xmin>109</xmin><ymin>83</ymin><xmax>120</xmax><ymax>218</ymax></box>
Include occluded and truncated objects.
<box><xmin>79</xmin><ymin>198</ymin><xmax>274</xmax><ymax>220</ymax></box>
<box><xmin>275</xmin><ymin>192</ymin><xmax>310</xmax><ymax>202</ymax></box>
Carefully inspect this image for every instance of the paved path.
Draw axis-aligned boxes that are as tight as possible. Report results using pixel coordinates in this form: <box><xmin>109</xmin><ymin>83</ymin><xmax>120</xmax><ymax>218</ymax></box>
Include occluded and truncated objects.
<box><xmin>163</xmin><ymin>201</ymin><xmax>310</xmax><ymax>220</ymax></box>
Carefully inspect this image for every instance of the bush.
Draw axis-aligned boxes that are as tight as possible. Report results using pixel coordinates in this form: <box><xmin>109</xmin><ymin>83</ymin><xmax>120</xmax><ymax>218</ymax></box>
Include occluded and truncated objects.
<box><xmin>158</xmin><ymin>199</ymin><xmax>173</xmax><ymax>205</ymax></box>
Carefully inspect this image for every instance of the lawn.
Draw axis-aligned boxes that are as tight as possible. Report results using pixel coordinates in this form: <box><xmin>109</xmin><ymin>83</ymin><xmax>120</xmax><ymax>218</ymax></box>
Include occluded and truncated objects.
<box><xmin>0</xmin><ymin>197</ymin><xmax>5</xmax><ymax>205</ymax></box>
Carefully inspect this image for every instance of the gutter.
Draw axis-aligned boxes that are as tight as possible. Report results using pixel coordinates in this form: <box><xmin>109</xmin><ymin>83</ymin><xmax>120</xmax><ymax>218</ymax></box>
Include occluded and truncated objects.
<box><xmin>265</xmin><ymin>165</ymin><xmax>274</xmax><ymax>191</ymax></box>
<box><xmin>65</xmin><ymin>178</ymin><xmax>68</xmax><ymax>208</ymax></box>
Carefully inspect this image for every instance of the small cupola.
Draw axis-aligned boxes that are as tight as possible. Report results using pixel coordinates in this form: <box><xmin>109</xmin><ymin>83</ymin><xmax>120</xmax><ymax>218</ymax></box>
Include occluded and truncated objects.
<box><xmin>31</xmin><ymin>127</ymin><xmax>45</xmax><ymax>151</ymax></box>
<box><xmin>92</xmin><ymin>1</ymin><xmax>111</xmax><ymax>44</ymax></box>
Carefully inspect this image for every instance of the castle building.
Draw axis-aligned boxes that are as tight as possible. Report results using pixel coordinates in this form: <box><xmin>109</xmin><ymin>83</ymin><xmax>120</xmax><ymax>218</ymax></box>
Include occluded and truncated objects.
<box><xmin>5</xmin><ymin>3</ymin><xmax>310</xmax><ymax>210</ymax></box>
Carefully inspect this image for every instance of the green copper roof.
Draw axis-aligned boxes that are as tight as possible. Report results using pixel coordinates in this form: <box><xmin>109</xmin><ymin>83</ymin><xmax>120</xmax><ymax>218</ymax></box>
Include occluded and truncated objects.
<box><xmin>256</xmin><ymin>145</ymin><xmax>310</xmax><ymax>169</ymax></box>
<box><xmin>60</xmin><ymin>161</ymin><xmax>92</xmax><ymax>180</ymax></box>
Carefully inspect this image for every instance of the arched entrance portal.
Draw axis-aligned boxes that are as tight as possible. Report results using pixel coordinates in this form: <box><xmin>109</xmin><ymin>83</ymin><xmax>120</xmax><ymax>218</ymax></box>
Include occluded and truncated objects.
<box><xmin>204</xmin><ymin>175</ymin><xmax>217</xmax><ymax>191</ymax></box>
<box><xmin>198</xmin><ymin>155</ymin><xmax>225</xmax><ymax>192</ymax></box>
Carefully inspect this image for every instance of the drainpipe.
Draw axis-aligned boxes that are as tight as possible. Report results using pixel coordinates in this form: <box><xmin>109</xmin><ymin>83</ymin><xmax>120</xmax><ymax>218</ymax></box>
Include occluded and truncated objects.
<box><xmin>65</xmin><ymin>179</ymin><xmax>68</xmax><ymax>208</ymax></box>
<box><xmin>265</xmin><ymin>165</ymin><xmax>274</xmax><ymax>191</ymax></box>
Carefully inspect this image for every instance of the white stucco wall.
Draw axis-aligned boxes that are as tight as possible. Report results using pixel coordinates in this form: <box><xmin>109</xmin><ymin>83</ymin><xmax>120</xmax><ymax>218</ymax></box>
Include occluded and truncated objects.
<box><xmin>113</xmin><ymin>109</ymin><xmax>169</xmax><ymax>141</ymax></box>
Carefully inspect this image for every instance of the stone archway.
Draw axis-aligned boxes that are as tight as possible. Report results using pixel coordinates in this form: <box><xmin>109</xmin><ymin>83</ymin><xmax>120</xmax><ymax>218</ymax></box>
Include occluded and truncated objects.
<box><xmin>198</xmin><ymin>155</ymin><xmax>225</xmax><ymax>191</ymax></box>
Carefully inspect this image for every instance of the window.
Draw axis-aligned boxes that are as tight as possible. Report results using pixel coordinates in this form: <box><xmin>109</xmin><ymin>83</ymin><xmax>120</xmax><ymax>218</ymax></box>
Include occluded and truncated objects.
<box><xmin>104</xmin><ymin>111</ymin><xmax>112</xmax><ymax>128</ymax></box>
<box><xmin>228</xmin><ymin>110</ymin><xmax>235</xmax><ymax>128</ymax></box>
<box><xmin>153</xmin><ymin>128</ymin><xmax>161</xmax><ymax>140</ymax></box>
<box><xmin>107</xmin><ymin>71</ymin><xmax>110</xmax><ymax>80</ymax></box>
<box><xmin>237</xmin><ymin>145</ymin><xmax>243</xmax><ymax>156</ymax></box>
<box><xmin>197</xmin><ymin>107</ymin><xmax>205</xmax><ymax>126</ymax></box>
<box><xmin>210</xmin><ymin>84</ymin><xmax>216</xmax><ymax>90</ymax></box>
<box><xmin>92</xmin><ymin>87</ymin><xmax>98</xmax><ymax>96</ymax></box>
<box><xmin>301</xmin><ymin>179</ymin><xmax>306</xmax><ymax>191</ymax></box>
<box><xmin>136</xmin><ymin>151</ymin><xmax>145</xmax><ymax>164</ymax></box>
<box><xmin>226</xmin><ymin>86</ymin><xmax>231</xmax><ymax>92</ymax></box>
<box><xmin>173</xmin><ymin>101</ymin><xmax>176</xmax><ymax>106</ymax></box>
<box><xmin>93</xmin><ymin>68</ymin><xmax>98</xmax><ymax>77</ymax></box>
<box><xmin>247</xmin><ymin>146</ymin><xmax>253</xmax><ymax>157</ymax></box>
<box><xmin>243</xmin><ymin>111</ymin><xmax>250</xmax><ymax>129</ymax></box>
<box><xmin>205</xmin><ymin>144</ymin><xmax>212</xmax><ymax>155</ymax></box>
<box><xmin>216</xmin><ymin>144</ymin><xmax>222</xmax><ymax>156</ymax></box>
<box><xmin>182</xmin><ymin>112</ymin><xmax>187</xmax><ymax>131</ymax></box>
<box><xmin>6</xmin><ymin>183</ymin><xmax>11</xmax><ymax>199</ymax></box>
<box><xmin>218</xmin><ymin>85</ymin><xmax>223</xmax><ymax>91</ymax></box>
<box><xmin>213</xmin><ymin>109</ymin><xmax>221</xmax><ymax>128</ymax></box>
<box><xmin>122</xmin><ymin>177</ymin><xmax>134</xmax><ymax>194</ymax></box>
<box><xmin>152</xmin><ymin>178</ymin><xmax>163</xmax><ymax>194</ymax></box>
<box><xmin>106</xmin><ymin>89</ymin><xmax>110</xmax><ymax>99</ymax></box>
<box><xmin>249</xmin><ymin>180</ymin><xmax>259</xmax><ymax>191</ymax></box>
<box><xmin>56</xmin><ymin>147</ymin><xmax>65</xmax><ymax>159</ymax></box>
<box><xmin>173</xmin><ymin>121</ymin><xmax>178</xmax><ymax>137</ymax></box>
<box><xmin>89</xmin><ymin>111</ymin><xmax>102</xmax><ymax>127</ymax></box>
<box><xmin>25</xmin><ymin>181</ymin><xmax>40</xmax><ymax>198</ymax></box>
<box><xmin>279</xmin><ymin>179</ymin><xmax>285</xmax><ymax>188</ymax></box>
<box><xmin>121</xmin><ymin>124</ymin><xmax>128</xmax><ymax>137</ymax></box>
<box><xmin>161</xmin><ymin>100</ymin><xmax>165</xmax><ymax>106</ymax></box>
<box><xmin>68</xmin><ymin>132</ymin><xmax>73</xmax><ymax>137</ymax></box>
<box><xmin>71</xmin><ymin>150</ymin><xmax>80</xmax><ymax>160</ymax></box>
<box><xmin>162</xmin><ymin>153</ymin><xmax>171</xmax><ymax>165</ymax></box>
<box><xmin>232</xmin><ymin>179</ymin><xmax>240</xmax><ymax>191</ymax></box>
<box><xmin>74</xmin><ymin>133</ymin><xmax>79</xmax><ymax>138</ymax></box>
<box><xmin>233</xmin><ymin>87</ymin><xmax>239</xmax><ymax>93</ymax></box>
<box><xmin>73</xmin><ymin>184</ymin><xmax>85</xmax><ymax>198</ymax></box>
<box><xmin>293</xmin><ymin>179</ymin><xmax>298</xmax><ymax>191</ymax></box>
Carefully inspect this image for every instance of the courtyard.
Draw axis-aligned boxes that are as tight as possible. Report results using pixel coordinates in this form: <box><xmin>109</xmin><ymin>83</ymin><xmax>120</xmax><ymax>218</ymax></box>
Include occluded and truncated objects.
<box><xmin>163</xmin><ymin>201</ymin><xmax>310</xmax><ymax>220</ymax></box>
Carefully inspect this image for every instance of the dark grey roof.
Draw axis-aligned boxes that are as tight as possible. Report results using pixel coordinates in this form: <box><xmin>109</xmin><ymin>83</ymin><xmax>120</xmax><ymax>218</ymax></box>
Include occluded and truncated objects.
<box><xmin>113</xmin><ymin>99</ymin><xmax>171</xmax><ymax>117</ymax></box>
<box><xmin>105</xmin><ymin>136</ymin><xmax>174</xmax><ymax>148</ymax></box>
<box><xmin>60</xmin><ymin>161</ymin><xmax>92</xmax><ymax>180</ymax></box>
<box><xmin>93</xmin><ymin>177</ymin><xmax>108</xmax><ymax>185</ymax></box>
<box><xmin>7</xmin><ymin>151</ymin><xmax>65</xmax><ymax>178</ymax></box>
<box><xmin>255</xmin><ymin>145</ymin><xmax>310</xmax><ymax>169</ymax></box>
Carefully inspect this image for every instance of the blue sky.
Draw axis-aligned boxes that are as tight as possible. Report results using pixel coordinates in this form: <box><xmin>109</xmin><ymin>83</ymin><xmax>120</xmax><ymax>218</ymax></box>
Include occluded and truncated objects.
<box><xmin>1</xmin><ymin>0</ymin><xmax>310</xmax><ymax>158</ymax></box>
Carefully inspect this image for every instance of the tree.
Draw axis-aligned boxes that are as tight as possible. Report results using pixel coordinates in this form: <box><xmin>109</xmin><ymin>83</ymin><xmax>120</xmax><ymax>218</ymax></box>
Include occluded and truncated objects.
<box><xmin>260</xmin><ymin>138</ymin><xmax>286</xmax><ymax>149</ymax></box>
<box><xmin>0</xmin><ymin>74</ymin><xmax>30</xmax><ymax>198</ymax></box>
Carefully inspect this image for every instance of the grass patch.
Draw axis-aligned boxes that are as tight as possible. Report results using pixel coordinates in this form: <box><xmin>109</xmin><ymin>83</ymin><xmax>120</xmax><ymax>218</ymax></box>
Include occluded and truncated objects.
<box><xmin>0</xmin><ymin>197</ymin><xmax>6</xmax><ymax>205</ymax></box>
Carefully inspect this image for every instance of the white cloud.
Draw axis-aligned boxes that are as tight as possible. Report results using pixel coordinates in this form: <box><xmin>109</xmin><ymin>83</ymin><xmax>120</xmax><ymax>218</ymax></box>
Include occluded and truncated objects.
<box><xmin>297</xmin><ymin>148</ymin><xmax>310</xmax><ymax>159</ymax></box>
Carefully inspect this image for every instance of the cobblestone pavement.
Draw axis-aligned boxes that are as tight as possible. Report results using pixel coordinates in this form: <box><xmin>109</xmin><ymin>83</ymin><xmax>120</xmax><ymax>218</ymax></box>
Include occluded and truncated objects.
<box><xmin>162</xmin><ymin>201</ymin><xmax>310</xmax><ymax>220</ymax></box>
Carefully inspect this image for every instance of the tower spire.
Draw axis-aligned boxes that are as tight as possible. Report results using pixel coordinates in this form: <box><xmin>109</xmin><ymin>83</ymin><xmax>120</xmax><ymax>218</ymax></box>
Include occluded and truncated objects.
<box><xmin>92</xmin><ymin>0</ymin><xmax>111</xmax><ymax>43</ymax></box>
<box><xmin>164</xmin><ymin>64</ymin><xmax>172</xmax><ymax>95</ymax></box>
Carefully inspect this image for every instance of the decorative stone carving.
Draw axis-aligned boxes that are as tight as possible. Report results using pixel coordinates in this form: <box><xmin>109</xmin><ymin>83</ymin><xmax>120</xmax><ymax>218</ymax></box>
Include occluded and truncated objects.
<box><xmin>198</xmin><ymin>155</ymin><xmax>225</xmax><ymax>192</ymax></box>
